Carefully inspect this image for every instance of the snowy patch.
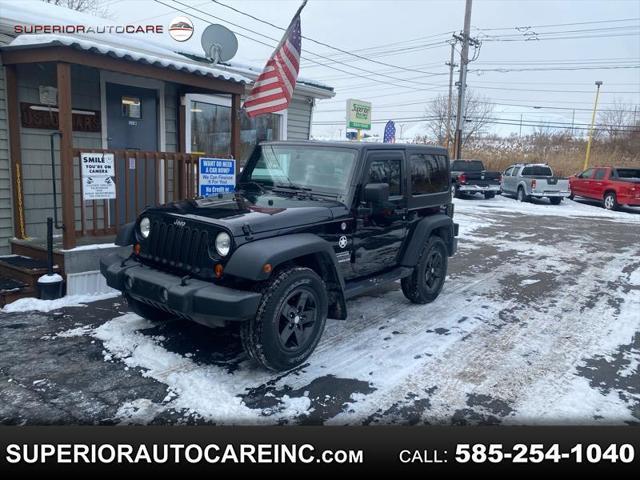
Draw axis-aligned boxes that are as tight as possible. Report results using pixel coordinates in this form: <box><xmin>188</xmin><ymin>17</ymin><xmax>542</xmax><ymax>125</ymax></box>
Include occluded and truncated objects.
<box><xmin>2</xmin><ymin>292</ymin><xmax>120</xmax><ymax>313</ymax></box>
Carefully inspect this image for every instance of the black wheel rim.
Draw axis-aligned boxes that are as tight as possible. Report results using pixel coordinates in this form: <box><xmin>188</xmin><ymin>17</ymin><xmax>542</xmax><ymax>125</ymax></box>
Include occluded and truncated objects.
<box><xmin>424</xmin><ymin>248</ymin><xmax>445</xmax><ymax>291</ymax></box>
<box><xmin>277</xmin><ymin>287</ymin><xmax>319</xmax><ymax>352</ymax></box>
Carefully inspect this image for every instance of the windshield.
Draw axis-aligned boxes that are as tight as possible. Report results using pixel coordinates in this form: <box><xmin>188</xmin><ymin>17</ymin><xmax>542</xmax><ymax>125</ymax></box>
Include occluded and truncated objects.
<box><xmin>452</xmin><ymin>160</ymin><xmax>483</xmax><ymax>171</ymax></box>
<box><xmin>241</xmin><ymin>145</ymin><xmax>358</xmax><ymax>195</ymax></box>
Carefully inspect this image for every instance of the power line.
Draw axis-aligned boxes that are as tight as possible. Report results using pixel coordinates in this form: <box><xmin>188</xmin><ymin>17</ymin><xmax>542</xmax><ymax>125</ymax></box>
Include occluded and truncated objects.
<box><xmin>472</xmin><ymin>17</ymin><xmax>640</xmax><ymax>32</ymax></box>
<box><xmin>155</xmin><ymin>0</ymin><xmax>449</xmax><ymax>90</ymax></box>
<box><xmin>211</xmin><ymin>0</ymin><xmax>449</xmax><ymax>75</ymax></box>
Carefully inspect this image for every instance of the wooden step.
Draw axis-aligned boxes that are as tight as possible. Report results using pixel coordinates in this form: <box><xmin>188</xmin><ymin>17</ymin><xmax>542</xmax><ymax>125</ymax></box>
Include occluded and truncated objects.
<box><xmin>0</xmin><ymin>275</ymin><xmax>35</xmax><ymax>308</ymax></box>
<box><xmin>0</xmin><ymin>255</ymin><xmax>62</xmax><ymax>289</ymax></box>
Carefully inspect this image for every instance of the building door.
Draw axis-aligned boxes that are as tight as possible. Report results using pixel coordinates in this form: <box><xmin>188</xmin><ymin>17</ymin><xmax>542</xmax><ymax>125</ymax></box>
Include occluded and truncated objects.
<box><xmin>352</xmin><ymin>151</ymin><xmax>407</xmax><ymax>278</ymax></box>
<box><xmin>106</xmin><ymin>82</ymin><xmax>158</xmax><ymax>224</ymax></box>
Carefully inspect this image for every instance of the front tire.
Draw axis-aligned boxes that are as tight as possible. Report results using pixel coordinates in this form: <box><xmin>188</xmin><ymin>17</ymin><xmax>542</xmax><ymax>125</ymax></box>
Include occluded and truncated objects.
<box><xmin>517</xmin><ymin>187</ymin><xmax>529</xmax><ymax>203</ymax></box>
<box><xmin>125</xmin><ymin>294</ymin><xmax>174</xmax><ymax>322</ymax></box>
<box><xmin>603</xmin><ymin>192</ymin><xmax>618</xmax><ymax>210</ymax></box>
<box><xmin>241</xmin><ymin>267</ymin><xmax>328</xmax><ymax>371</ymax></box>
<box><xmin>401</xmin><ymin>236</ymin><xmax>448</xmax><ymax>304</ymax></box>
<box><xmin>484</xmin><ymin>192</ymin><xmax>495</xmax><ymax>199</ymax></box>
<box><xmin>549</xmin><ymin>197</ymin><xmax>562</xmax><ymax>205</ymax></box>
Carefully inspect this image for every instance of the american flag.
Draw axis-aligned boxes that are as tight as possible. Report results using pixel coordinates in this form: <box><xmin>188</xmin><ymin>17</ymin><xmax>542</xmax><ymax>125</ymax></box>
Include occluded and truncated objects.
<box><xmin>243</xmin><ymin>3</ymin><xmax>306</xmax><ymax>117</ymax></box>
<box><xmin>383</xmin><ymin>120</ymin><xmax>396</xmax><ymax>143</ymax></box>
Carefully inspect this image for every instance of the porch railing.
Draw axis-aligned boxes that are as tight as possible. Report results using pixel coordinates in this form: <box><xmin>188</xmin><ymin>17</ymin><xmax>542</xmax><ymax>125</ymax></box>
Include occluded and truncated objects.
<box><xmin>72</xmin><ymin>149</ymin><xmax>219</xmax><ymax>239</ymax></box>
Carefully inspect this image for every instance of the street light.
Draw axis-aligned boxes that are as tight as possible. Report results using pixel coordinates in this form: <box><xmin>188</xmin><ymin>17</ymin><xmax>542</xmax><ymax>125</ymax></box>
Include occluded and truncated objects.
<box><xmin>584</xmin><ymin>81</ymin><xmax>603</xmax><ymax>170</ymax></box>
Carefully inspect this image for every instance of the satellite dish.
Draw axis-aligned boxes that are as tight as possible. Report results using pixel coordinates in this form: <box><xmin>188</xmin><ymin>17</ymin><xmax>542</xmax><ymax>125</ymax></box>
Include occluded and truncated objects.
<box><xmin>201</xmin><ymin>24</ymin><xmax>238</xmax><ymax>64</ymax></box>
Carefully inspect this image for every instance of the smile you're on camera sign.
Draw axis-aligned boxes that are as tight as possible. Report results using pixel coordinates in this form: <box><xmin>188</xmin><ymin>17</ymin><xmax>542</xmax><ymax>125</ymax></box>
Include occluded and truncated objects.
<box><xmin>198</xmin><ymin>157</ymin><xmax>236</xmax><ymax>196</ymax></box>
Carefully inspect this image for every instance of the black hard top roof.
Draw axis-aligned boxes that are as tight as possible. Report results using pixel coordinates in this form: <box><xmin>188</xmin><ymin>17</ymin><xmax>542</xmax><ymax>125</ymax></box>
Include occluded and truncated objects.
<box><xmin>260</xmin><ymin>140</ymin><xmax>448</xmax><ymax>155</ymax></box>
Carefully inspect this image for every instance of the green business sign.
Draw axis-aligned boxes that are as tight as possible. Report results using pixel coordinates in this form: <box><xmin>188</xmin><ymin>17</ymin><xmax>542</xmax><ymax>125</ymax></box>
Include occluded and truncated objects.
<box><xmin>346</xmin><ymin>99</ymin><xmax>372</xmax><ymax>130</ymax></box>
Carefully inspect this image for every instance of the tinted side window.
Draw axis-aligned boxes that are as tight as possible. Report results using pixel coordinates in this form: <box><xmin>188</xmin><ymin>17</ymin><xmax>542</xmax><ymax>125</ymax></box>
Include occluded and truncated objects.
<box><xmin>580</xmin><ymin>168</ymin><xmax>594</xmax><ymax>179</ymax></box>
<box><xmin>594</xmin><ymin>169</ymin><xmax>606</xmax><ymax>180</ymax></box>
<box><xmin>410</xmin><ymin>153</ymin><xmax>448</xmax><ymax>195</ymax></box>
<box><xmin>368</xmin><ymin>159</ymin><xmax>402</xmax><ymax>196</ymax></box>
<box><xmin>503</xmin><ymin>167</ymin><xmax>513</xmax><ymax>176</ymax></box>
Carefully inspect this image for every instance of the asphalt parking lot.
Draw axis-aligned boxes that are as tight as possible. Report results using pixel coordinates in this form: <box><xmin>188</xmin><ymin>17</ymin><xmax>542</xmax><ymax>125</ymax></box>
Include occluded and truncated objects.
<box><xmin>1</xmin><ymin>196</ymin><xmax>639</xmax><ymax>425</ymax></box>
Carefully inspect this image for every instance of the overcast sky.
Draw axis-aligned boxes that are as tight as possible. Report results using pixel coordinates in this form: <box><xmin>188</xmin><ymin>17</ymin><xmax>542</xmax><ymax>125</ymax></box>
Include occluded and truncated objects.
<box><xmin>108</xmin><ymin>0</ymin><xmax>640</xmax><ymax>139</ymax></box>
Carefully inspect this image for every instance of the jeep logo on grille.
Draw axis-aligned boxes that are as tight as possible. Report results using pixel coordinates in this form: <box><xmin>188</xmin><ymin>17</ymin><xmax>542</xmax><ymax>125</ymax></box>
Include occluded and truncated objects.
<box><xmin>174</xmin><ymin>219</ymin><xmax>186</xmax><ymax>228</ymax></box>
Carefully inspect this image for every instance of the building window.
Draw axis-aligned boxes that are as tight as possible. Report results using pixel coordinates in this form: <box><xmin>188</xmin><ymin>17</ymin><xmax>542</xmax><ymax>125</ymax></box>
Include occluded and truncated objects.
<box><xmin>121</xmin><ymin>96</ymin><xmax>141</xmax><ymax>118</ymax></box>
<box><xmin>190</xmin><ymin>100</ymin><xmax>231</xmax><ymax>156</ymax></box>
<box><xmin>240</xmin><ymin>111</ymin><xmax>281</xmax><ymax>162</ymax></box>
<box><xmin>187</xmin><ymin>94</ymin><xmax>284</xmax><ymax>161</ymax></box>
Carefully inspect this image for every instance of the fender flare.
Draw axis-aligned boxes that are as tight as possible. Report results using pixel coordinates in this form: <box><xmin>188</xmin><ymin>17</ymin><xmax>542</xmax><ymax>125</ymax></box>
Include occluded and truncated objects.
<box><xmin>224</xmin><ymin>234</ymin><xmax>347</xmax><ymax>319</ymax></box>
<box><xmin>400</xmin><ymin>214</ymin><xmax>455</xmax><ymax>266</ymax></box>
<box><xmin>116</xmin><ymin>221</ymin><xmax>135</xmax><ymax>246</ymax></box>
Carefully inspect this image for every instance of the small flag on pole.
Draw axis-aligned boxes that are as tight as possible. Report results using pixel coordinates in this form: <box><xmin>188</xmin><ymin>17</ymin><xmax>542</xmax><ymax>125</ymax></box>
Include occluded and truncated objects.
<box><xmin>243</xmin><ymin>1</ymin><xmax>307</xmax><ymax>117</ymax></box>
<box><xmin>383</xmin><ymin>120</ymin><xmax>396</xmax><ymax>143</ymax></box>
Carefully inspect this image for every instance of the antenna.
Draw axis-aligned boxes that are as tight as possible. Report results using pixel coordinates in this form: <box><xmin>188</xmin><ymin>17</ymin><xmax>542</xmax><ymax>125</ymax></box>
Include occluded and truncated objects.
<box><xmin>201</xmin><ymin>24</ymin><xmax>238</xmax><ymax>64</ymax></box>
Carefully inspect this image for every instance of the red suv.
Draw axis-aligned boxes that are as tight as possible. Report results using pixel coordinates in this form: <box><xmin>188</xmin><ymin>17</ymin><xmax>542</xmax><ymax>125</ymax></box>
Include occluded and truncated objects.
<box><xmin>569</xmin><ymin>166</ymin><xmax>640</xmax><ymax>210</ymax></box>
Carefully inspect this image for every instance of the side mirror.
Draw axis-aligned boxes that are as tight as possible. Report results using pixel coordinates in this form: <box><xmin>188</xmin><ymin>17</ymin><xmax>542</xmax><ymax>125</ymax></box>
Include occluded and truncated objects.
<box><xmin>364</xmin><ymin>183</ymin><xmax>390</xmax><ymax>205</ymax></box>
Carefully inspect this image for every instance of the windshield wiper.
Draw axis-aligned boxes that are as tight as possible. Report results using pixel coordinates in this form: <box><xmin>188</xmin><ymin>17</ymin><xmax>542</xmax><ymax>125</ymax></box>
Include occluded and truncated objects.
<box><xmin>272</xmin><ymin>183</ymin><xmax>312</xmax><ymax>193</ymax></box>
<box><xmin>238</xmin><ymin>180</ymin><xmax>267</xmax><ymax>193</ymax></box>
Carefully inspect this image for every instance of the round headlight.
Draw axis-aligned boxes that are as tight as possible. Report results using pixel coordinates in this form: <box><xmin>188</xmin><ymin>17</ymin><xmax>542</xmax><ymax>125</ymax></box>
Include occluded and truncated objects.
<box><xmin>215</xmin><ymin>232</ymin><xmax>231</xmax><ymax>257</ymax></box>
<box><xmin>139</xmin><ymin>217</ymin><xmax>151</xmax><ymax>238</ymax></box>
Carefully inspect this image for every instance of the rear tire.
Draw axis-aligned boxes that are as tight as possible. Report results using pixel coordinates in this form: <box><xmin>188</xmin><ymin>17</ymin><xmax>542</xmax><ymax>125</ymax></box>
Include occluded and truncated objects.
<box><xmin>484</xmin><ymin>192</ymin><xmax>495</xmax><ymax>199</ymax></box>
<box><xmin>517</xmin><ymin>186</ymin><xmax>529</xmax><ymax>203</ymax></box>
<box><xmin>401</xmin><ymin>236</ymin><xmax>448</xmax><ymax>304</ymax></box>
<box><xmin>452</xmin><ymin>184</ymin><xmax>461</xmax><ymax>198</ymax></box>
<box><xmin>125</xmin><ymin>294</ymin><xmax>173</xmax><ymax>322</ymax></box>
<box><xmin>549</xmin><ymin>197</ymin><xmax>562</xmax><ymax>205</ymax></box>
<box><xmin>603</xmin><ymin>191</ymin><xmax>618</xmax><ymax>210</ymax></box>
<box><xmin>241</xmin><ymin>267</ymin><xmax>328</xmax><ymax>371</ymax></box>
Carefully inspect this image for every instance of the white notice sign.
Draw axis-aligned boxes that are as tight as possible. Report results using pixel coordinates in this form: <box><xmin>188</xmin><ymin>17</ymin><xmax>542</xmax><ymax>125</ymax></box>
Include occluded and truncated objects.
<box><xmin>81</xmin><ymin>152</ymin><xmax>116</xmax><ymax>200</ymax></box>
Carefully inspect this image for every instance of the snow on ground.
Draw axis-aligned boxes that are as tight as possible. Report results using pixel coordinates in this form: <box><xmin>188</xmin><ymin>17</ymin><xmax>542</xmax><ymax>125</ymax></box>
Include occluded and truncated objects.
<box><xmin>2</xmin><ymin>292</ymin><xmax>120</xmax><ymax>314</ymax></box>
<box><xmin>3</xmin><ymin>193</ymin><xmax>638</xmax><ymax>425</ymax></box>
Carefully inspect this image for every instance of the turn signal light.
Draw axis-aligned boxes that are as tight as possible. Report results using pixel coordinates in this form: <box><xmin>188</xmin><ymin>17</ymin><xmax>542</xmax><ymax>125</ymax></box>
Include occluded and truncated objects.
<box><xmin>214</xmin><ymin>264</ymin><xmax>224</xmax><ymax>279</ymax></box>
<box><xmin>133</xmin><ymin>243</ymin><xmax>141</xmax><ymax>255</ymax></box>
<box><xmin>263</xmin><ymin>263</ymin><xmax>273</xmax><ymax>274</ymax></box>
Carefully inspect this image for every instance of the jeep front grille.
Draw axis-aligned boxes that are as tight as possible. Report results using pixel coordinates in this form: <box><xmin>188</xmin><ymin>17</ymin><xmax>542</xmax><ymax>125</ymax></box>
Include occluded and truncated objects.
<box><xmin>141</xmin><ymin>219</ymin><xmax>213</xmax><ymax>277</ymax></box>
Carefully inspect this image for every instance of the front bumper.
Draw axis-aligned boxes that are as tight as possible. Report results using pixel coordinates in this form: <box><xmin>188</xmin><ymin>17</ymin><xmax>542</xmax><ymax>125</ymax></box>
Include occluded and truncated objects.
<box><xmin>458</xmin><ymin>184</ymin><xmax>501</xmax><ymax>193</ymax></box>
<box><xmin>100</xmin><ymin>253</ymin><xmax>261</xmax><ymax>328</ymax></box>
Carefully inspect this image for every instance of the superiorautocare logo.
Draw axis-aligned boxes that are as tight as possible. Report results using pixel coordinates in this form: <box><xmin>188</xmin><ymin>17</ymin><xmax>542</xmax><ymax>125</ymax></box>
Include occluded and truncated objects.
<box><xmin>168</xmin><ymin>16</ymin><xmax>194</xmax><ymax>42</ymax></box>
<box><xmin>14</xmin><ymin>24</ymin><xmax>163</xmax><ymax>35</ymax></box>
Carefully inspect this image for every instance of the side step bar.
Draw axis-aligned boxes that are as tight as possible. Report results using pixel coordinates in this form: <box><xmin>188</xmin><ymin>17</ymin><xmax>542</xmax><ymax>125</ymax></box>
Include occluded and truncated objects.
<box><xmin>344</xmin><ymin>266</ymin><xmax>412</xmax><ymax>300</ymax></box>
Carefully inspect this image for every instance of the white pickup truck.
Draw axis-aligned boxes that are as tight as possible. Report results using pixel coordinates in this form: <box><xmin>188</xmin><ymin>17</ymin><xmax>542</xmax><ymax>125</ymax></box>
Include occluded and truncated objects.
<box><xmin>501</xmin><ymin>163</ymin><xmax>571</xmax><ymax>205</ymax></box>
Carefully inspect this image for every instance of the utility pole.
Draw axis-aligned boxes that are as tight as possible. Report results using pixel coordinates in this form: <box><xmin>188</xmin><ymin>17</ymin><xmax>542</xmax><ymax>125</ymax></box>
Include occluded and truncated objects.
<box><xmin>519</xmin><ymin>114</ymin><xmax>523</xmax><ymax>137</ymax></box>
<box><xmin>584</xmin><ymin>80</ymin><xmax>603</xmax><ymax>170</ymax></box>
<box><xmin>453</xmin><ymin>0</ymin><xmax>473</xmax><ymax>160</ymax></box>
<box><xmin>445</xmin><ymin>40</ymin><xmax>457</xmax><ymax>152</ymax></box>
<box><xmin>571</xmin><ymin>109</ymin><xmax>575</xmax><ymax>137</ymax></box>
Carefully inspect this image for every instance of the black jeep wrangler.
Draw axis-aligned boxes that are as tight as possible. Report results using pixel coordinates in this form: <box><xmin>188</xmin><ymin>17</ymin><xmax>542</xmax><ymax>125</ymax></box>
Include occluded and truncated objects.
<box><xmin>100</xmin><ymin>141</ymin><xmax>458</xmax><ymax>371</ymax></box>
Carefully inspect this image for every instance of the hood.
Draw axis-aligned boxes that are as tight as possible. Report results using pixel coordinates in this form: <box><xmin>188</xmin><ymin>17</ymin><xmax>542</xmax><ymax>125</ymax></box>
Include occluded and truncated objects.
<box><xmin>145</xmin><ymin>191</ymin><xmax>346</xmax><ymax>236</ymax></box>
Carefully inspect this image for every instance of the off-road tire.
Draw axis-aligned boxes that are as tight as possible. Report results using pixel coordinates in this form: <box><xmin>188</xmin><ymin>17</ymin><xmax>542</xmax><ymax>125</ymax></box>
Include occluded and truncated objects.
<box><xmin>517</xmin><ymin>186</ymin><xmax>529</xmax><ymax>203</ymax></box>
<box><xmin>401</xmin><ymin>235</ymin><xmax>448</xmax><ymax>304</ymax></box>
<box><xmin>603</xmin><ymin>191</ymin><xmax>618</xmax><ymax>210</ymax></box>
<box><xmin>484</xmin><ymin>192</ymin><xmax>495</xmax><ymax>199</ymax></box>
<box><xmin>125</xmin><ymin>294</ymin><xmax>173</xmax><ymax>322</ymax></box>
<box><xmin>241</xmin><ymin>267</ymin><xmax>328</xmax><ymax>371</ymax></box>
<box><xmin>549</xmin><ymin>197</ymin><xmax>562</xmax><ymax>205</ymax></box>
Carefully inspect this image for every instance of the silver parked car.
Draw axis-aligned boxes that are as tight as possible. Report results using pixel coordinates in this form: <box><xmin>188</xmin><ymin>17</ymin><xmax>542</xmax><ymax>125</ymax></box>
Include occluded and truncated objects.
<box><xmin>501</xmin><ymin>163</ymin><xmax>570</xmax><ymax>205</ymax></box>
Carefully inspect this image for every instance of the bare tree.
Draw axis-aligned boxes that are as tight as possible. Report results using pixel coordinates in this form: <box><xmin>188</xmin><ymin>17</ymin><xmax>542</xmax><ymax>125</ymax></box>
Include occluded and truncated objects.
<box><xmin>423</xmin><ymin>89</ymin><xmax>494</xmax><ymax>145</ymax></box>
<box><xmin>42</xmin><ymin>0</ymin><xmax>111</xmax><ymax>18</ymax></box>
<box><xmin>598</xmin><ymin>99</ymin><xmax>634</xmax><ymax>139</ymax></box>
